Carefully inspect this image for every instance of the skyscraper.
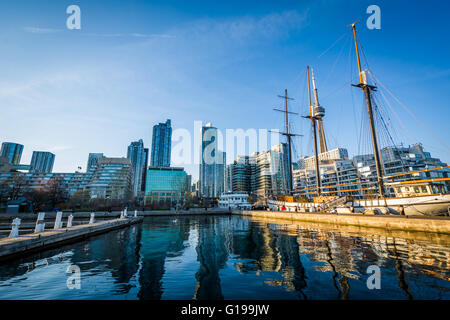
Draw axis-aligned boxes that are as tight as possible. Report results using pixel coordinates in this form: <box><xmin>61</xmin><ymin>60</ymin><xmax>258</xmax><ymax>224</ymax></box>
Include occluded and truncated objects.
<box><xmin>87</xmin><ymin>153</ymin><xmax>104</xmax><ymax>171</ymax></box>
<box><xmin>200</xmin><ymin>123</ymin><xmax>226</xmax><ymax>198</ymax></box>
<box><xmin>30</xmin><ymin>151</ymin><xmax>55</xmax><ymax>173</ymax></box>
<box><xmin>0</xmin><ymin>142</ymin><xmax>24</xmax><ymax>165</ymax></box>
<box><xmin>144</xmin><ymin>166</ymin><xmax>187</xmax><ymax>205</ymax></box>
<box><xmin>127</xmin><ymin>139</ymin><xmax>146</xmax><ymax>197</ymax></box>
<box><xmin>255</xmin><ymin>143</ymin><xmax>290</xmax><ymax>198</ymax></box>
<box><xmin>226</xmin><ymin>155</ymin><xmax>257</xmax><ymax>194</ymax></box>
<box><xmin>141</xmin><ymin>148</ymin><xmax>149</xmax><ymax>193</ymax></box>
<box><xmin>151</xmin><ymin>119</ymin><xmax>172</xmax><ymax>167</ymax></box>
<box><xmin>84</xmin><ymin>157</ymin><xmax>133</xmax><ymax>200</ymax></box>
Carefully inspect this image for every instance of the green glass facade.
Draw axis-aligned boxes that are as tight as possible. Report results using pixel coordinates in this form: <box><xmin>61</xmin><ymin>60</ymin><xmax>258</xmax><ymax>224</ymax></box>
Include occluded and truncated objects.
<box><xmin>145</xmin><ymin>167</ymin><xmax>187</xmax><ymax>204</ymax></box>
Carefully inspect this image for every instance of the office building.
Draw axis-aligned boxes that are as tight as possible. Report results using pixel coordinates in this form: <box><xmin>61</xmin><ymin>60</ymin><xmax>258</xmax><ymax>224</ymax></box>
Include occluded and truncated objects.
<box><xmin>151</xmin><ymin>119</ymin><xmax>172</xmax><ymax>167</ymax></box>
<box><xmin>141</xmin><ymin>148</ymin><xmax>149</xmax><ymax>192</ymax></box>
<box><xmin>225</xmin><ymin>155</ymin><xmax>257</xmax><ymax>194</ymax></box>
<box><xmin>0</xmin><ymin>171</ymin><xmax>87</xmax><ymax>199</ymax></box>
<box><xmin>293</xmin><ymin>144</ymin><xmax>449</xmax><ymax>197</ymax></box>
<box><xmin>84</xmin><ymin>157</ymin><xmax>133</xmax><ymax>200</ymax></box>
<box><xmin>254</xmin><ymin>143</ymin><xmax>290</xmax><ymax>199</ymax></box>
<box><xmin>353</xmin><ymin>143</ymin><xmax>449</xmax><ymax>194</ymax></box>
<box><xmin>145</xmin><ymin>166</ymin><xmax>187</xmax><ymax>205</ymax></box>
<box><xmin>30</xmin><ymin>151</ymin><xmax>55</xmax><ymax>173</ymax></box>
<box><xmin>127</xmin><ymin>139</ymin><xmax>146</xmax><ymax>197</ymax></box>
<box><xmin>0</xmin><ymin>142</ymin><xmax>24</xmax><ymax>165</ymax></box>
<box><xmin>199</xmin><ymin>123</ymin><xmax>226</xmax><ymax>198</ymax></box>
<box><xmin>87</xmin><ymin>153</ymin><xmax>104</xmax><ymax>171</ymax></box>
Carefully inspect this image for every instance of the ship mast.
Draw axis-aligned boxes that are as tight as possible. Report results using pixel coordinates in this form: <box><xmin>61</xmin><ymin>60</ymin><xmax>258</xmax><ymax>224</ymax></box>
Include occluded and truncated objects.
<box><xmin>307</xmin><ymin>66</ymin><xmax>322</xmax><ymax>196</ymax></box>
<box><xmin>274</xmin><ymin>89</ymin><xmax>301</xmax><ymax>195</ymax></box>
<box><xmin>351</xmin><ymin>22</ymin><xmax>385</xmax><ymax>197</ymax></box>
<box><xmin>311</xmin><ymin>68</ymin><xmax>328</xmax><ymax>154</ymax></box>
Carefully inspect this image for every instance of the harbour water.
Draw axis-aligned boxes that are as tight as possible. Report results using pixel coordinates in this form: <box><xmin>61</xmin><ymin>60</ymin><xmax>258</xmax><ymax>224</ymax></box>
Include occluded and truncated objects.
<box><xmin>0</xmin><ymin>215</ymin><xmax>449</xmax><ymax>300</ymax></box>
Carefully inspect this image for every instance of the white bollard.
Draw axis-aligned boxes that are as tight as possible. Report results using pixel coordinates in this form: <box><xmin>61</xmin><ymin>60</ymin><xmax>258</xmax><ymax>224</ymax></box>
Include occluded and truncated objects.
<box><xmin>54</xmin><ymin>211</ymin><xmax>63</xmax><ymax>229</ymax></box>
<box><xmin>34</xmin><ymin>212</ymin><xmax>46</xmax><ymax>233</ymax></box>
<box><xmin>67</xmin><ymin>214</ymin><xmax>74</xmax><ymax>228</ymax></box>
<box><xmin>9</xmin><ymin>218</ymin><xmax>21</xmax><ymax>238</ymax></box>
<box><xmin>134</xmin><ymin>210</ymin><xmax>137</xmax><ymax>218</ymax></box>
<box><xmin>89</xmin><ymin>212</ymin><xmax>95</xmax><ymax>224</ymax></box>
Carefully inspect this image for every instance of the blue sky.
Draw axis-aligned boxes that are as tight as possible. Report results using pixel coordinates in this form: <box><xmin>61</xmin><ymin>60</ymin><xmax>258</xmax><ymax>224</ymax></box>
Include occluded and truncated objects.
<box><xmin>0</xmin><ymin>0</ymin><xmax>449</xmax><ymax>181</ymax></box>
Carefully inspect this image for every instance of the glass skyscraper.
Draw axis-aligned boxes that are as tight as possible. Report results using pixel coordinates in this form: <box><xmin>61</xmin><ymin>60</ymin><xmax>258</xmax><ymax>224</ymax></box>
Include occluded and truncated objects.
<box><xmin>84</xmin><ymin>157</ymin><xmax>133</xmax><ymax>200</ymax></box>
<box><xmin>141</xmin><ymin>148</ymin><xmax>149</xmax><ymax>192</ymax></box>
<box><xmin>0</xmin><ymin>142</ymin><xmax>24</xmax><ymax>165</ymax></box>
<box><xmin>145</xmin><ymin>166</ymin><xmax>187</xmax><ymax>205</ymax></box>
<box><xmin>200</xmin><ymin>123</ymin><xmax>226</xmax><ymax>198</ymax></box>
<box><xmin>151</xmin><ymin>119</ymin><xmax>172</xmax><ymax>167</ymax></box>
<box><xmin>30</xmin><ymin>151</ymin><xmax>55</xmax><ymax>173</ymax></box>
<box><xmin>87</xmin><ymin>153</ymin><xmax>104</xmax><ymax>171</ymax></box>
<box><xmin>127</xmin><ymin>139</ymin><xmax>146</xmax><ymax>197</ymax></box>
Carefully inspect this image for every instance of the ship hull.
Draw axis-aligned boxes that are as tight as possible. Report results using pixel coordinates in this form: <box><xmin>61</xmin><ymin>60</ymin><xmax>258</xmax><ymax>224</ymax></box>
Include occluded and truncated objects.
<box><xmin>268</xmin><ymin>194</ymin><xmax>450</xmax><ymax>216</ymax></box>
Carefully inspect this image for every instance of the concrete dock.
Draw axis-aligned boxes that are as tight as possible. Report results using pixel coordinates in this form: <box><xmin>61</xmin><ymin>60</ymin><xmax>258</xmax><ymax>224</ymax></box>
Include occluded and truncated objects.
<box><xmin>0</xmin><ymin>217</ymin><xmax>143</xmax><ymax>261</ymax></box>
<box><xmin>236</xmin><ymin>210</ymin><xmax>450</xmax><ymax>235</ymax></box>
<box><xmin>0</xmin><ymin>208</ymin><xmax>230</xmax><ymax>222</ymax></box>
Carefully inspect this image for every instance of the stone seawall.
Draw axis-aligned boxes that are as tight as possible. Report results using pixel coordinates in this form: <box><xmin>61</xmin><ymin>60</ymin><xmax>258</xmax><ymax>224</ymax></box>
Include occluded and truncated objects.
<box><xmin>235</xmin><ymin>210</ymin><xmax>450</xmax><ymax>234</ymax></box>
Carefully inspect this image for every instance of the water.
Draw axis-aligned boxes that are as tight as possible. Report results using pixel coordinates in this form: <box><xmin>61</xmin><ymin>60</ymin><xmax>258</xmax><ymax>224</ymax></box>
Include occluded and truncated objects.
<box><xmin>0</xmin><ymin>215</ymin><xmax>449</xmax><ymax>300</ymax></box>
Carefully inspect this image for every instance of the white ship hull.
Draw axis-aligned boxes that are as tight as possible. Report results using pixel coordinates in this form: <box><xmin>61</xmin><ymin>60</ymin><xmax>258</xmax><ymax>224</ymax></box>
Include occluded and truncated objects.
<box><xmin>268</xmin><ymin>194</ymin><xmax>450</xmax><ymax>216</ymax></box>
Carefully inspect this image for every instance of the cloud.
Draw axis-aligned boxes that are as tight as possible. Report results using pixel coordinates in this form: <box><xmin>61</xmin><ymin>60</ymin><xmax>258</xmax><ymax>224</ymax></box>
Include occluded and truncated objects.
<box><xmin>48</xmin><ymin>146</ymin><xmax>73</xmax><ymax>152</ymax></box>
<box><xmin>23</xmin><ymin>27</ymin><xmax>62</xmax><ymax>34</ymax></box>
<box><xmin>84</xmin><ymin>32</ymin><xmax>174</xmax><ymax>38</ymax></box>
<box><xmin>179</xmin><ymin>10</ymin><xmax>309</xmax><ymax>42</ymax></box>
<box><xmin>23</xmin><ymin>26</ymin><xmax>173</xmax><ymax>39</ymax></box>
<box><xmin>0</xmin><ymin>72</ymin><xmax>85</xmax><ymax>98</ymax></box>
<box><xmin>22</xmin><ymin>10</ymin><xmax>306</xmax><ymax>42</ymax></box>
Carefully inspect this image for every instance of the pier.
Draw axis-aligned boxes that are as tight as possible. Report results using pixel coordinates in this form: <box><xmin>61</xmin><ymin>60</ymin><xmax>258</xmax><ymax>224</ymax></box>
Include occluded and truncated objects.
<box><xmin>235</xmin><ymin>210</ymin><xmax>450</xmax><ymax>234</ymax></box>
<box><xmin>0</xmin><ymin>217</ymin><xmax>143</xmax><ymax>261</ymax></box>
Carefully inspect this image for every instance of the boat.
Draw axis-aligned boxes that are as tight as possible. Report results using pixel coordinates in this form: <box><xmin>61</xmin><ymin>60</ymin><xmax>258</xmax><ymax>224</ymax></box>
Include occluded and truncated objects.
<box><xmin>268</xmin><ymin>22</ymin><xmax>450</xmax><ymax>216</ymax></box>
<box><xmin>219</xmin><ymin>192</ymin><xmax>252</xmax><ymax>210</ymax></box>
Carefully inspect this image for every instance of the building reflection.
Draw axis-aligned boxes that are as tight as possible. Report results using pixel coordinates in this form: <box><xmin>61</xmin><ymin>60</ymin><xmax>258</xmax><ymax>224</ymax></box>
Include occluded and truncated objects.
<box><xmin>0</xmin><ymin>216</ymin><xmax>449</xmax><ymax>300</ymax></box>
<box><xmin>0</xmin><ymin>224</ymin><xmax>144</xmax><ymax>290</ymax></box>
<box><xmin>136</xmin><ymin>217</ymin><xmax>191</xmax><ymax>300</ymax></box>
<box><xmin>193</xmin><ymin>216</ymin><xmax>229</xmax><ymax>300</ymax></box>
<box><xmin>227</xmin><ymin>219</ymin><xmax>308</xmax><ymax>298</ymax></box>
<box><xmin>232</xmin><ymin>217</ymin><xmax>450</xmax><ymax>299</ymax></box>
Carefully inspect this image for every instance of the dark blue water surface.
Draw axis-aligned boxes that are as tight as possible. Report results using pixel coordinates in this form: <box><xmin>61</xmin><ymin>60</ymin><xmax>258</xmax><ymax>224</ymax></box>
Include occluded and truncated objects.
<box><xmin>0</xmin><ymin>215</ymin><xmax>449</xmax><ymax>300</ymax></box>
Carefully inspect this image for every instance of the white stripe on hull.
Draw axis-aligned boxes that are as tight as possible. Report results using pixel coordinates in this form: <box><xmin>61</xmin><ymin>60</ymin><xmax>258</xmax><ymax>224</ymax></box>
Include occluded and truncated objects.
<box><xmin>268</xmin><ymin>194</ymin><xmax>450</xmax><ymax>216</ymax></box>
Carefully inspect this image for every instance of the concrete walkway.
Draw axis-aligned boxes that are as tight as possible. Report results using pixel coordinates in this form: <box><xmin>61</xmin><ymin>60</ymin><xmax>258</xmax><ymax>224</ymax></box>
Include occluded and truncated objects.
<box><xmin>0</xmin><ymin>217</ymin><xmax>143</xmax><ymax>261</ymax></box>
<box><xmin>0</xmin><ymin>208</ymin><xmax>230</xmax><ymax>220</ymax></box>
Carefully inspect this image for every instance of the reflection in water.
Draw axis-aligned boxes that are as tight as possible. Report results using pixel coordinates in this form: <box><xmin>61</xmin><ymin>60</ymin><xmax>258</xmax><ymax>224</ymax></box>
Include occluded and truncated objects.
<box><xmin>0</xmin><ymin>216</ymin><xmax>449</xmax><ymax>300</ymax></box>
<box><xmin>391</xmin><ymin>239</ymin><xmax>413</xmax><ymax>300</ymax></box>
<box><xmin>136</xmin><ymin>218</ymin><xmax>190</xmax><ymax>299</ymax></box>
<box><xmin>194</xmin><ymin>217</ymin><xmax>228</xmax><ymax>300</ymax></box>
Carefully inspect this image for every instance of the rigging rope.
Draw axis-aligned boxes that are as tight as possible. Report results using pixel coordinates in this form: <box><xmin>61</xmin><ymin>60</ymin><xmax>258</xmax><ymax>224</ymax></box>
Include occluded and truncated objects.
<box><xmin>368</xmin><ymin>71</ymin><xmax>450</xmax><ymax>154</ymax></box>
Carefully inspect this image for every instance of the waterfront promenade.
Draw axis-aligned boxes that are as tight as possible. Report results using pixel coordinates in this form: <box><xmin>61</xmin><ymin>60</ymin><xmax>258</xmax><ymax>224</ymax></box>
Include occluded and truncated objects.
<box><xmin>0</xmin><ymin>217</ymin><xmax>143</xmax><ymax>261</ymax></box>
<box><xmin>236</xmin><ymin>210</ymin><xmax>450</xmax><ymax>235</ymax></box>
<box><xmin>1</xmin><ymin>208</ymin><xmax>449</xmax><ymax>262</ymax></box>
<box><xmin>2</xmin><ymin>208</ymin><xmax>450</xmax><ymax>237</ymax></box>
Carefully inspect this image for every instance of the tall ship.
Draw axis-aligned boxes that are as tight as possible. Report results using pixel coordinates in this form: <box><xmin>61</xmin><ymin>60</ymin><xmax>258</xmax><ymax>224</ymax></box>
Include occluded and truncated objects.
<box><xmin>268</xmin><ymin>22</ymin><xmax>450</xmax><ymax>216</ymax></box>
